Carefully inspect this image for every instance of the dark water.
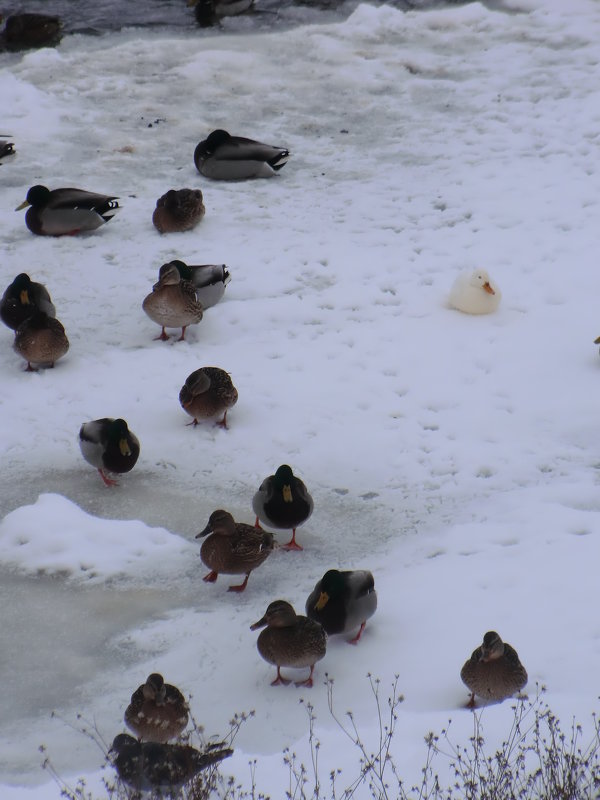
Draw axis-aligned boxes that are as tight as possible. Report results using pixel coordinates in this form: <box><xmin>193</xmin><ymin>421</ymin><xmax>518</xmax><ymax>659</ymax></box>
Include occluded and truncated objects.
<box><xmin>0</xmin><ymin>0</ymin><xmax>479</xmax><ymax>37</ymax></box>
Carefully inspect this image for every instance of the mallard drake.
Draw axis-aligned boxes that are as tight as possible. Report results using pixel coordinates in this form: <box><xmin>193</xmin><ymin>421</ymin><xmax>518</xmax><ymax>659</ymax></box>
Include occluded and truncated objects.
<box><xmin>79</xmin><ymin>418</ymin><xmax>140</xmax><ymax>487</ymax></box>
<box><xmin>179</xmin><ymin>367</ymin><xmax>238</xmax><ymax>428</ymax></box>
<box><xmin>110</xmin><ymin>733</ymin><xmax>232</xmax><ymax>793</ymax></box>
<box><xmin>305</xmin><ymin>569</ymin><xmax>377</xmax><ymax>644</ymax></box>
<box><xmin>194</xmin><ymin>130</ymin><xmax>290</xmax><ymax>181</ymax></box>
<box><xmin>1</xmin><ymin>273</ymin><xmax>56</xmax><ymax>331</ymax></box>
<box><xmin>16</xmin><ymin>185</ymin><xmax>120</xmax><ymax>236</ymax></box>
<box><xmin>252</xmin><ymin>464</ymin><xmax>313</xmax><ymax>551</ymax></box>
<box><xmin>0</xmin><ymin>137</ymin><xmax>15</xmax><ymax>163</ymax></box>
<box><xmin>13</xmin><ymin>311</ymin><xmax>68</xmax><ymax>370</ymax></box>
<box><xmin>2</xmin><ymin>13</ymin><xmax>61</xmax><ymax>50</ymax></box>
<box><xmin>460</xmin><ymin>631</ymin><xmax>528</xmax><ymax>708</ymax></box>
<box><xmin>448</xmin><ymin>269</ymin><xmax>501</xmax><ymax>315</ymax></box>
<box><xmin>152</xmin><ymin>189</ymin><xmax>205</xmax><ymax>234</ymax></box>
<box><xmin>188</xmin><ymin>0</ymin><xmax>253</xmax><ymax>27</ymax></box>
<box><xmin>124</xmin><ymin>673</ymin><xmax>189</xmax><ymax>743</ymax></box>
<box><xmin>250</xmin><ymin>600</ymin><xmax>327</xmax><ymax>687</ymax></box>
<box><xmin>166</xmin><ymin>261</ymin><xmax>230</xmax><ymax>309</ymax></box>
<box><xmin>195</xmin><ymin>509</ymin><xmax>273</xmax><ymax>592</ymax></box>
<box><xmin>142</xmin><ymin>262</ymin><xmax>203</xmax><ymax>341</ymax></box>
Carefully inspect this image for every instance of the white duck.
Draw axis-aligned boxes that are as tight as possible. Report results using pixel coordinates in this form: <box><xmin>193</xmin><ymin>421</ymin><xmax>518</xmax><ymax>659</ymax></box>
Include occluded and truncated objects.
<box><xmin>448</xmin><ymin>269</ymin><xmax>501</xmax><ymax>315</ymax></box>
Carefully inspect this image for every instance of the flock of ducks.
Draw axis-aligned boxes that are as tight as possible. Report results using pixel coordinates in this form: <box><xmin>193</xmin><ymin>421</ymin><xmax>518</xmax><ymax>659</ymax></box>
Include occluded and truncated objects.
<box><xmin>3</xmin><ymin>117</ymin><xmax>520</xmax><ymax>794</ymax></box>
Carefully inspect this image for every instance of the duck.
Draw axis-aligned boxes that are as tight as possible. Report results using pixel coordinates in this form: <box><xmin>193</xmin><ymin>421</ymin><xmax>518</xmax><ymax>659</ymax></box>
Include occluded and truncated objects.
<box><xmin>252</xmin><ymin>464</ymin><xmax>313</xmax><ymax>551</ymax></box>
<box><xmin>165</xmin><ymin>260</ymin><xmax>230</xmax><ymax>309</ymax></box>
<box><xmin>250</xmin><ymin>600</ymin><xmax>327</xmax><ymax>687</ymax></box>
<box><xmin>305</xmin><ymin>569</ymin><xmax>377</xmax><ymax>644</ymax></box>
<box><xmin>124</xmin><ymin>673</ymin><xmax>189</xmax><ymax>743</ymax></box>
<box><xmin>179</xmin><ymin>367</ymin><xmax>238</xmax><ymax>428</ymax></box>
<box><xmin>79</xmin><ymin>418</ymin><xmax>140</xmax><ymax>487</ymax></box>
<box><xmin>194</xmin><ymin>129</ymin><xmax>290</xmax><ymax>180</ymax></box>
<box><xmin>448</xmin><ymin>269</ymin><xmax>501</xmax><ymax>315</ymax></box>
<box><xmin>1</xmin><ymin>273</ymin><xmax>56</xmax><ymax>331</ymax></box>
<box><xmin>195</xmin><ymin>509</ymin><xmax>273</xmax><ymax>592</ymax></box>
<box><xmin>13</xmin><ymin>311</ymin><xmax>68</xmax><ymax>370</ymax></box>
<box><xmin>0</xmin><ymin>137</ymin><xmax>14</xmax><ymax>164</ymax></box>
<box><xmin>142</xmin><ymin>262</ymin><xmax>204</xmax><ymax>341</ymax></box>
<box><xmin>110</xmin><ymin>733</ymin><xmax>232</xmax><ymax>793</ymax></box>
<box><xmin>188</xmin><ymin>0</ymin><xmax>253</xmax><ymax>27</ymax></box>
<box><xmin>1</xmin><ymin>13</ymin><xmax>62</xmax><ymax>50</ymax></box>
<box><xmin>152</xmin><ymin>189</ymin><xmax>205</xmax><ymax>234</ymax></box>
<box><xmin>460</xmin><ymin>630</ymin><xmax>528</xmax><ymax>708</ymax></box>
<box><xmin>15</xmin><ymin>185</ymin><xmax>120</xmax><ymax>236</ymax></box>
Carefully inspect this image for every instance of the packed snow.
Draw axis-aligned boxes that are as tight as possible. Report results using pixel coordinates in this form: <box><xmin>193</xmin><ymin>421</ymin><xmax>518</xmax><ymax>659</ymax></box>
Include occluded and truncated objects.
<box><xmin>2</xmin><ymin>0</ymin><xmax>600</xmax><ymax>796</ymax></box>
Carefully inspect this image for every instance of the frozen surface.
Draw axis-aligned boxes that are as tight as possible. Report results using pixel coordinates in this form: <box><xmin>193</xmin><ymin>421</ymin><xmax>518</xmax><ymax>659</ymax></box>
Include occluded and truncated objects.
<box><xmin>2</xmin><ymin>0</ymin><xmax>600</xmax><ymax>796</ymax></box>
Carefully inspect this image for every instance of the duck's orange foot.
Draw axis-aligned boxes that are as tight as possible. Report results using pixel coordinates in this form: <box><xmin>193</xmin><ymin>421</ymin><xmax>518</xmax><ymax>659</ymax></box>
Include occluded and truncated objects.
<box><xmin>203</xmin><ymin>571</ymin><xmax>218</xmax><ymax>583</ymax></box>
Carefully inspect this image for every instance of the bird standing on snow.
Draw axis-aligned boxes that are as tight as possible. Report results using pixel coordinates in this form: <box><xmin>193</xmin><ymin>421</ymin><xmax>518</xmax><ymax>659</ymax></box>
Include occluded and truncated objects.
<box><xmin>250</xmin><ymin>600</ymin><xmax>327</xmax><ymax>687</ymax></box>
<box><xmin>179</xmin><ymin>367</ymin><xmax>238</xmax><ymax>428</ymax></box>
<box><xmin>110</xmin><ymin>733</ymin><xmax>232</xmax><ymax>793</ymax></box>
<box><xmin>460</xmin><ymin>630</ymin><xmax>528</xmax><ymax>708</ymax></box>
<box><xmin>194</xmin><ymin>129</ymin><xmax>289</xmax><ymax>180</ymax></box>
<box><xmin>15</xmin><ymin>185</ymin><xmax>120</xmax><ymax>236</ymax></box>
<box><xmin>1</xmin><ymin>273</ymin><xmax>56</xmax><ymax>331</ymax></box>
<box><xmin>195</xmin><ymin>509</ymin><xmax>273</xmax><ymax>592</ymax></box>
<box><xmin>124</xmin><ymin>673</ymin><xmax>189</xmax><ymax>743</ymax></box>
<box><xmin>162</xmin><ymin>261</ymin><xmax>230</xmax><ymax>309</ymax></box>
<box><xmin>142</xmin><ymin>262</ymin><xmax>204</xmax><ymax>342</ymax></box>
<box><xmin>152</xmin><ymin>188</ymin><xmax>205</xmax><ymax>234</ymax></box>
<box><xmin>79</xmin><ymin>418</ymin><xmax>140</xmax><ymax>487</ymax></box>
<box><xmin>305</xmin><ymin>569</ymin><xmax>377</xmax><ymax>644</ymax></box>
<box><xmin>448</xmin><ymin>269</ymin><xmax>501</xmax><ymax>315</ymax></box>
<box><xmin>13</xmin><ymin>310</ymin><xmax>68</xmax><ymax>370</ymax></box>
<box><xmin>252</xmin><ymin>464</ymin><xmax>313</xmax><ymax>551</ymax></box>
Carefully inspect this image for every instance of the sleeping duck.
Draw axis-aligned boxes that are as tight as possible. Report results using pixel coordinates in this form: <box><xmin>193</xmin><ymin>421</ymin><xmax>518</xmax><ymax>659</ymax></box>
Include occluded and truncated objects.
<box><xmin>194</xmin><ymin>129</ymin><xmax>289</xmax><ymax>180</ymax></box>
<box><xmin>79</xmin><ymin>418</ymin><xmax>140</xmax><ymax>487</ymax></box>
<box><xmin>1</xmin><ymin>273</ymin><xmax>56</xmax><ymax>331</ymax></box>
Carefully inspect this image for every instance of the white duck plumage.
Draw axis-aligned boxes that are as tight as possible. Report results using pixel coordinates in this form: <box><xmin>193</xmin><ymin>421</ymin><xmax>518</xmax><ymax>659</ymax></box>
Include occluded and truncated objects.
<box><xmin>448</xmin><ymin>269</ymin><xmax>501</xmax><ymax>315</ymax></box>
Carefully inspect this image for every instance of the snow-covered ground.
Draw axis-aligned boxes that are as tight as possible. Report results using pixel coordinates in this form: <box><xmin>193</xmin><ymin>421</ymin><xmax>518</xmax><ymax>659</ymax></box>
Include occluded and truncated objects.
<box><xmin>2</xmin><ymin>0</ymin><xmax>600</xmax><ymax>796</ymax></box>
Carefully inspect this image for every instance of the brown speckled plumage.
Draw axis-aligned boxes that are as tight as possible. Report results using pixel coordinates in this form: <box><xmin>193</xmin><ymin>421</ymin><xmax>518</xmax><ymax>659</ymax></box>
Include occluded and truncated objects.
<box><xmin>124</xmin><ymin>673</ymin><xmax>189</xmax><ymax>743</ymax></box>
<box><xmin>460</xmin><ymin>631</ymin><xmax>527</xmax><ymax>707</ymax></box>
<box><xmin>250</xmin><ymin>600</ymin><xmax>326</xmax><ymax>687</ymax></box>
<box><xmin>195</xmin><ymin>509</ymin><xmax>273</xmax><ymax>592</ymax></box>
<box><xmin>142</xmin><ymin>262</ymin><xmax>203</xmax><ymax>341</ymax></box>
<box><xmin>179</xmin><ymin>367</ymin><xmax>238</xmax><ymax>428</ymax></box>
<box><xmin>13</xmin><ymin>310</ymin><xmax>68</xmax><ymax>370</ymax></box>
<box><xmin>152</xmin><ymin>188</ymin><xmax>205</xmax><ymax>233</ymax></box>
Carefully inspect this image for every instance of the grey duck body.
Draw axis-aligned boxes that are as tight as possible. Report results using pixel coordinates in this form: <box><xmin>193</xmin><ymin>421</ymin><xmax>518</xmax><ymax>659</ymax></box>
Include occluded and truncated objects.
<box><xmin>194</xmin><ymin>129</ymin><xmax>289</xmax><ymax>180</ymax></box>
<box><xmin>16</xmin><ymin>185</ymin><xmax>119</xmax><ymax>236</ymax></box>
<box><xmin>306</xmin><ymin>569</ymin><xmax>377</xmax><ymax>641</ymax></box>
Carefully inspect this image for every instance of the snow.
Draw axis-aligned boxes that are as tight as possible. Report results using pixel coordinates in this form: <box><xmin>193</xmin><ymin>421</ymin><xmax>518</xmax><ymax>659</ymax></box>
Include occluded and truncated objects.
<box><xmin>2</xmin><ymin>0</ymin><xmax>600</xmax><ymax>796</ymax></box>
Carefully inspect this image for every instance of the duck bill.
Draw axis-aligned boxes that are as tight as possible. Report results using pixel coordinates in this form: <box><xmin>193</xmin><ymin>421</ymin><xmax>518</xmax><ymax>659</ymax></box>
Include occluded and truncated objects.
<box><xmin>250</xmin><ymin>616</ymin><xmax>267</xmax><ymax>631</ymax></box>
<box><xmin>314</xmin><ymin>591</ymin><xmax>330</xmax><ymax>611</ymax></box>
<box><xmin>119</xmin><ymin>438</ymin><xmax>132</xmax><ymax>457</ymax></box>
<box><xmin>20</xmin><ymin>290</ymin><xmax>30</xmax><ymax>305</ymax></box>
<box><xmin>482</xmin><ymin>282</ymin><xmax>495</xmax><ymax>295</ymax></box>
<box><xmin>195</xmin><ymin>523</ymin><xmax>212</xmax><ymax>539</ymax></box>
<box><xmin>15</xmin><ymin>199</ymin><xmax>31</xmax><ymax>211</ymax></box>
<box><xmin>282</xmin><ymin>484</ymin><xmax>293</xmax><ymax>503</ymax></box>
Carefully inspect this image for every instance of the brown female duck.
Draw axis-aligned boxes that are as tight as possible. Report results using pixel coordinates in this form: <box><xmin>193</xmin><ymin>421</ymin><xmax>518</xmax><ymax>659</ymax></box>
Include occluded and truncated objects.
<box><xmin>195</xmin><ymin>509</ymin><xmax>273</xmax><ymax>592</ymax></box>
